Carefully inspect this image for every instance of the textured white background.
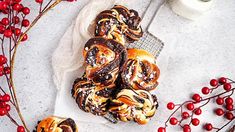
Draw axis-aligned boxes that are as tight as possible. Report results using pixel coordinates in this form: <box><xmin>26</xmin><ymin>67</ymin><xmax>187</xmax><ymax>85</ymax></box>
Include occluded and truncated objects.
<box><xmin>1</xmin><ymin>0</ymin><xmax>235</xmax><ymax>131</ymax></box>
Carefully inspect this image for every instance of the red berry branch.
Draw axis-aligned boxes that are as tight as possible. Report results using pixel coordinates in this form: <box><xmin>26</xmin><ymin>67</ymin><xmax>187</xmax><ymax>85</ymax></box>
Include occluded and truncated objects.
<box><xmin>158</xmin><ymin>77</ymin><xmax>235</xmax><ymax>132</ymax></box>
<box><xmin>0</xmin><ymin>0</ymin><xmax>75</xmax><ymax>132</ymax></box>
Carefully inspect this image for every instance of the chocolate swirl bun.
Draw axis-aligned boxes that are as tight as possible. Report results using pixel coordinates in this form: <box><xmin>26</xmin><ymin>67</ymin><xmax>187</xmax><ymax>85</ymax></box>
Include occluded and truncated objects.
<box><xmin>121</xmin><ymin>49</ymin><xmax>160</xmax><ymax>91</ymax></box>
<box><xmin>109</xmin><ymin>88</ymin><xmax>158</xmax><ymax>125</ymax></box>
<box><xmin>83</xmin><ymin>37</ymin><xmax>127</xmax><ymax>86</ymax></box>
<box><xmin>71</xmin><ymin>76</ymin><xmax>115</xmax><ymax>116</ymax></box>
<box><xmin>95</xmin><ymin>5</ymin><xmax>143</xmax><ymax>44</ymax></box>
<box><xmin>36</xmin><ymin>116</ymin><xmax>78</xmax><ymax>132</ymax></box>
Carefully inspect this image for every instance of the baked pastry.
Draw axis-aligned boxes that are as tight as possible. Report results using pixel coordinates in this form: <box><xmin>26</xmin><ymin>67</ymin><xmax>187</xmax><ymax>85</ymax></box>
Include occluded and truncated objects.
<box><xmin>95</xmin><ymin>5</ymin><xmax>143</xmax><ymax>44</ymax></box>
<box><xmin>121</xmin><ymin>49</ymin><xmax>160</xmax><ymax>91</ymax></box>
<box><xmin>71</xmin><ymin>76</ymin><xmax>115</xmax><ymax>116</ymax></box>
<box><xmin>36</xmin><ymin>116</ymin><xmax>78</xmax><ymax>132</ymax></box>
<box><xmin>109</xmin><ymin>88</ymin><xmax>158</xmax><ymax>125</ymax></box>
<box><xmin>83</xmin><ymin>37</ymin><xmax>127</xmax><ymax>86</ymax></box>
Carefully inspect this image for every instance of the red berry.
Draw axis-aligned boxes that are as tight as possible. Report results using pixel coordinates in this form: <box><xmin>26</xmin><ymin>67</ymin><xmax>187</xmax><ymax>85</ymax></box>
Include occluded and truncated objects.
<box><xmin>4</xmin><ymin>67</ymin><xmax>10</xmax><ymax>74</ymax></box>
<box><xmin>226</xmin><ymin>104</ymin><xmax>233</xmax><ymax>111</ymax></box>
<box><xmin>216</xmin><ymin>97</ymin><xmax>224</xmax><ymax>105</ymax></box>
<box><xmin>167</xmin><ymin>102</ymin><xmax>175</xmax><ymax>110</ymax></box>
<box><xmin>192</xmin><ymin>94</ymin><xmax>201</xmax><ymax>102</ymax></box>
<box><xmin>35</xmin><ymin>0</ymin><xmax>43</xmax><ymax>3</ymax></box>
<box><xmin>182</xmin><ymin>112</ymin><xmax>190</xmax><ymax>119</ymax></box>
<box><xmin>0</xmin><ymin>2</ymin><xmax>8</xmax><ymax>10</ymax></box>
<box><xmin>215</xmin><ymin>108</ymin><xmax>224</xmax><ymax>116</ymax></box>
<box><xmin>2</xmin><ymin>94</ymin><xmax>10</xmax><ymax>102</ymax></box>
<box><xmin>12</xmin><ymin>16</ymin><xmax>20</xmax><ymax>24</ymax></box>
<box><xmin>0</xmin><ymin>25</ymin><xmax>5</xmax><ymax>34</ymax></box>
<box><xmin>223</xmin><ymin>83</ymin><xmax>232</xmax><ymax>91</ymax></box>
<box><xmin>13</xmin><ymin>3</ymin><xmax>22</xmax><ymax>11</ymax></box>
<box><xmin>21</xmin><ymin>34</ymin><xmax>28</xmax><ymax>41</ymax></box>
<box><xmin>22</xmin><ymin>19</ymin><xmax>30</xmax><ymax>27</ymax></box>
<box><xmin>204</xmin><ymin>123</ymin><xmax>213</xmax><ymax>131</ymax></box>
<box><xmin>22</xmin><ymin>7</ymin><xmax>30</xmax><ymax>15</ymax></box>
<box><xmin>0</xmin><ymin>102</ymin><xmax>6</xmax><ymax>107</ymax></box>
<box><xmin>0</xmin><ymin>55</ymin><xmax>7</xmax><ymax>65</ymax></box>
<box><xmin>210</xmin><ymin>79</ymin><xmax>218</xmax><ymax>87</ymax></box>
<box><xmin>0</xmin><ymin>108</ymin><xmax>7</xmax><ymax>116</ymax></box>
<box><xmin>225</xmin><ymin>97</ymin><xmax>233</xmax><ymax>105</ymax></box>
<box><xmin>5</xmin><ymin>104</ymin><xmax>10</xmax><ymax>111</ymax></box>
<box><xmin>186</xmin><ymin>103</ymin><xmax>194</xmax><ymax>111</ymax></box>
<box><xmin>194</xmin><ymin>108</ymin><xmax>202</xmax><ymax>115</ymax></box>
<box><xmin>4</xmin><ymin>29</ymin><xmax>12</xmax><ymax>38</ymax></box>
<box><xmin>1</xmin><ymin>18</ymin><xmax>9</xmax><ymax>25</ymax></box>
<box><xmin>17</xmin><ymin>126</ymin><xmax>25</xmax><ymax>132</ymax></box>
<box><xmin>201</xmin><ymin>87</ymin><xmax>210</xmax><ymax>95</ymax></box>
<box><xmin>0</xmin><ymin>71</ymin><xmax>3</xmax><ymax>76</ymax></box>
<box><xmin>183</xmin><ymin>124</ymin><xmax>191</xmax><ymax>132</ymax></box>
<box><xmin>170</xmin><ymin>117</ymin><xmax>178</xmax><ymax>125</ymax></box>
<box><xmin>157</xmin><ymin>127</ymin><xmax>166</xmax><ymax>132</ymax></box>
<box><xmin>219</xmin><ymin>77</ymin><xmax>227</xmax><ymax>84</ymax></box>
<box><xmin>14</xmin><ymin>28</ymin><xmax>21</xmax><ymax>36</ymax></box>
<box><xmin>225</xmin><ymin>112</ymin><xmax>234</xmax><ymax>120</ymax></box>
<box><xmin>191</xmin><ymin>118</ymin><xmax>200</xmax><ymax>126</ymax></box>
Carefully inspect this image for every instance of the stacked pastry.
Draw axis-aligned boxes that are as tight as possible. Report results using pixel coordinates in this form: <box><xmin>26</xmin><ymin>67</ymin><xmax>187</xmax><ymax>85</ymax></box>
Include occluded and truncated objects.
<box><xmin>71</xmin><ymin>5</ymin><xmax>160</xmax><ymax>125</ymax></box>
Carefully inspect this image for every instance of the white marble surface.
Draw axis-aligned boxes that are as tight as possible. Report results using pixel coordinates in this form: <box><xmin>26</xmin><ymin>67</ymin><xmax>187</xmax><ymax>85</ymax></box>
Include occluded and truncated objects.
<box><xmin>1</xmin><ymin>0</ymin><xmax>235</xmax><ymax>131</ymax></box>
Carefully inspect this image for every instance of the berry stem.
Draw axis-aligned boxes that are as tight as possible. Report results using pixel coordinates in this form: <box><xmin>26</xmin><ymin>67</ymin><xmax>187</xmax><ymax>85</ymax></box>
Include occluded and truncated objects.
<box><xmin>216</xmin><ymin>118</ymin><xmax>235</xmax><ymax>132</ymax></box>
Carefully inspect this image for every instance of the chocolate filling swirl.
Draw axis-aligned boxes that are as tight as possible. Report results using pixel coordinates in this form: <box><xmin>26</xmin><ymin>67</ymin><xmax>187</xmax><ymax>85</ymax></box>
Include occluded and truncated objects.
<box><xmin>72</xmin><ymin>77</ymin><xmax>115</xmax><ymax>116</ymax></box>
<box><xmin>84</xmin><ymin>37</ymin><xmax>127</xmax><ymax>86</ymax></box>
<box><xmin>109</xmin><ymin>88</ymin><xmax>158</xmax><ymax>125</ymax></box>
<box><xmin>121</xmin><ymin>49</ymin><xmax>160</xmax><ymax>91</ymax></box>
<box><xmin>95</xmin><ymin>5</ymin><xmax>143</xmax><ymax>44</ymax></box>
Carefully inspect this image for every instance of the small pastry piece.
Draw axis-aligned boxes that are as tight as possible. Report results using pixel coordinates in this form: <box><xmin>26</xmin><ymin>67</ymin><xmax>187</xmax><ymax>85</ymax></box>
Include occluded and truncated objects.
<box><xmin>121</xmin><ymin>49</ymin><xmax>160</xmax><ymax>91</ymax></box>
<box><xmin>36</xmin><ymin>116</ymin><xmax>78</xmax><ymax>132</ymax></box>
<box><xmin>71</xmin><ymin>76</ymin><xmax>115</xmax><ymax>116</ymax></box>
<box><xmin>109</xmin><ymin>88</ymin><xmax>158</xmax><ymax>125</ymax></box>
<box><xmin>83</xmin><ymin>37</ymin><xmax>127</xmax><ymax>86</ymax></box>
<box><xmin>95</xmin><ymin>5</ymin><xmax>143</xmax><ymax>44</ymax></box>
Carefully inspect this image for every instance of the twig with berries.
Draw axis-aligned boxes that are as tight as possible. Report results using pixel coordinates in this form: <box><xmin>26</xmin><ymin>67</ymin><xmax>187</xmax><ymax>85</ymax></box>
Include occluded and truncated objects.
<box><xmin>0</xmin><ymin>0</ymin><xmax>75</xmax><ymax>132</ymax></box>
<box><xmin>158</xmin><ymin>77</ymin><xmax>235</xmax><ymax>132</ymax></box>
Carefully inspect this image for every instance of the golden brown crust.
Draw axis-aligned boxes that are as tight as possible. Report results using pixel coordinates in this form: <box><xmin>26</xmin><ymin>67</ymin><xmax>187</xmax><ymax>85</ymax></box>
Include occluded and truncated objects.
<box><xmin>95</xmin><ymin>5</ymin><xmax>143</xmax><ymax>44</ymax></box>
<box><xmin>83</xmin><ymin>37</ymin><xmax>127</xmax><ymax>86</ymax></box>
<box><xmin>127</xmin><ymin>48</ymin><xmax>155</xmax><ymax>63</ymax></box>
<box><xmin>71</xmin><ymin>76</ymin><xmax>115</xmax><ymax>116</ymax></box>
<box><xmin>109</xmin><ymin>89</ymin><xmax>158</xmax><ymax>125</ymax></box>
<box><xmin>121</xmin><ymin>49</ymin><xmax>160</xmax><ymax>91</ymax></box>
<box><xmin>36</xmin><ymin>116</ymin><xmax>78</xmax><ymax>132</ymax></box>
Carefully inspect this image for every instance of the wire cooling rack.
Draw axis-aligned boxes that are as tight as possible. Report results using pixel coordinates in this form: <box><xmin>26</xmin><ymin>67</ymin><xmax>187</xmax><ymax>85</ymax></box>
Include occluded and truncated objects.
<box><xmin>127</xmin><ymin>32</ymin><xmax>164</xmax><ymax>58</ymax></box>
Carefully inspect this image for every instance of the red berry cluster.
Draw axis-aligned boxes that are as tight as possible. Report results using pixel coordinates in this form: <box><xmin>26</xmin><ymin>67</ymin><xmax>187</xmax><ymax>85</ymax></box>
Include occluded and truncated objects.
<box><xmin>0</xmin><ymin>0</ymin><xmax>31</xmax><ymax>41</ymax></box>
<box><xmin>0</xmin><ymin>0</ymin><xmax>76</xmax><ymax>131</ymax></box>
<box><xmin>0</xmin><ymin>55</ymin><xmax>10</xmax><ymax>76</ymax></box>
<box><xmin>0</xmin><ymin>94</ymin><xmax>10</xmax><ymax>116</ymax></box>
<box><xmin>158</xmin><ymin>77</ymin><xmax>235</xmax><ymax>132</ymax></box>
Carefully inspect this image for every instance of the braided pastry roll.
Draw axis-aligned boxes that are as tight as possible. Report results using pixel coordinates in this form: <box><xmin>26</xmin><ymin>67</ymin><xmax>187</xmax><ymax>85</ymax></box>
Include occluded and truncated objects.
<box><xmin>121</xmin><ymin>49</ymin><xmax>160</xmax><ymax>91</ymax></box>
<box><xmin>36</xmin><ymin>116</ymin><xmax>78</xmax><ymax>132</ymax></box>
<box><xmin>83</xmin><ymin>37</ymin><xmax>127</xmax><ymax>86</ymax></box>
<box><xmin>95</xmin><ymin>5</ymin><xmax>143</xmax><ymax>44</ymax></box>
<box><xmin>71</xmin><ymin>76</ymin><xmax>115</xmax><ymax>116</ymax></box>
<box><xmin>109</xmin><ymin>88</ymin><xmax>158</xmax><ymax>125</ymax></box>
